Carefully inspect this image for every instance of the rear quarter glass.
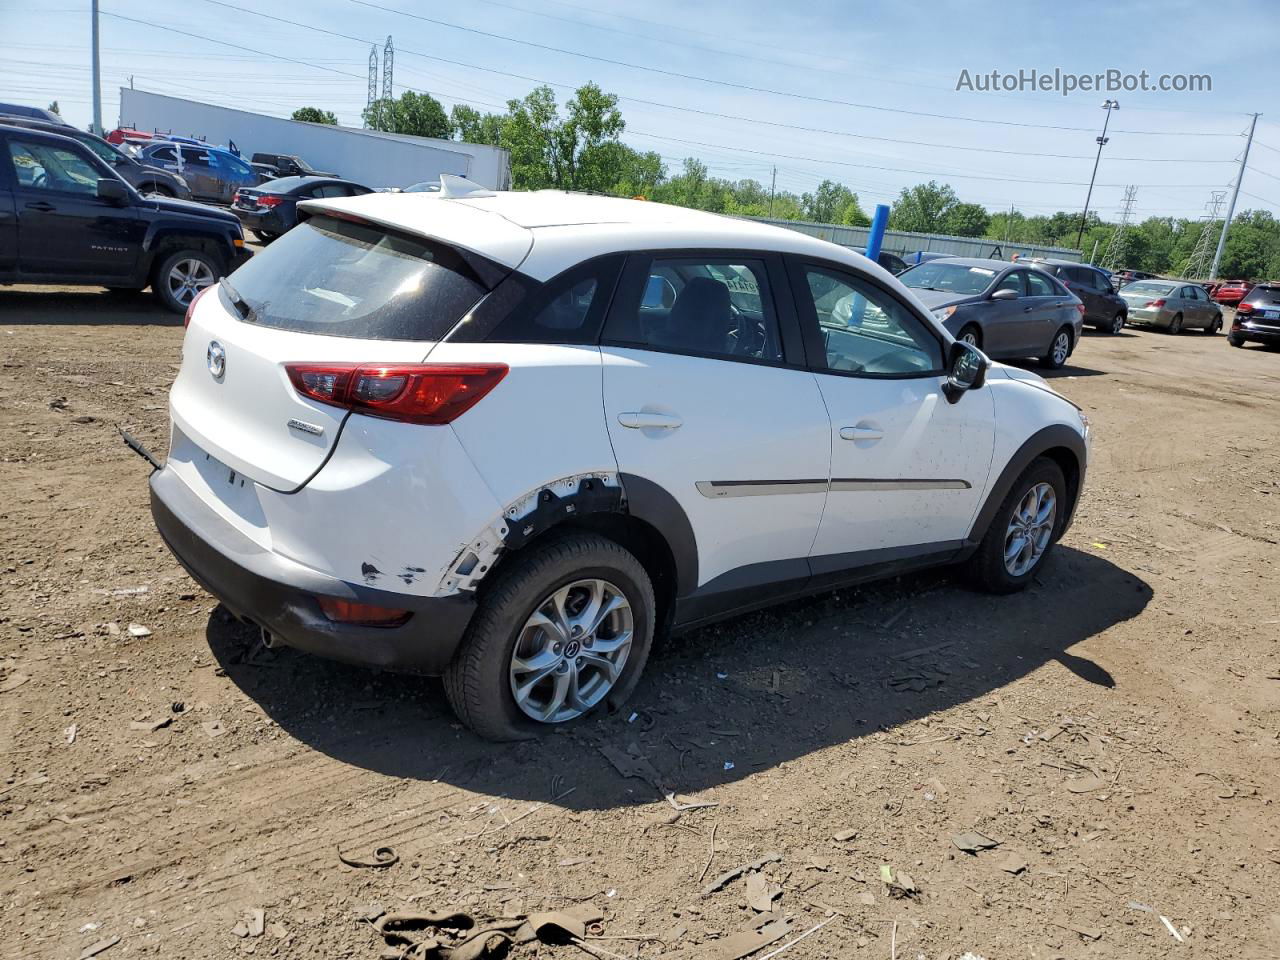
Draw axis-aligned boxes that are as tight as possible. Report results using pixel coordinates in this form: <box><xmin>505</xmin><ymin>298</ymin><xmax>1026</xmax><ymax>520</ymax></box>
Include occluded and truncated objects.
<box><xmin>221</xmin><ymin>215</ymin><xmax>489</xmax><ymax>341</ymax></box>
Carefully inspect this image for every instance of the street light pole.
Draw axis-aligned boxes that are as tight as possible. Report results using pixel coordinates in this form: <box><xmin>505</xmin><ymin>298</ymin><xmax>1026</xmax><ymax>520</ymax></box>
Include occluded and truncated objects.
<box><xmin>91</xmin><ymin>0</ymin><xmax>102</xmax><ymax>135</ymax></box>
<box><xmin>1076</xmin><ymin>99</ymin><xmax>1118</xmax><ymax>253</ymax></box>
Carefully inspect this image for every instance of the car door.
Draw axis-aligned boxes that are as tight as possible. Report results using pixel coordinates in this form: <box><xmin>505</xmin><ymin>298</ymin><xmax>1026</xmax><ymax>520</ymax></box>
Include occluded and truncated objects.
<box><xmin>4</xmin><ymin>133</ymin><xmax>140</xmax><ymax>281</ymax></box>
<box><xmin>0</xmin><ymin>147</ymin><xmax>16</xmax><ymax>280</ymax></box>
<box><xmin>599</xmin><ymin>251</ymin><xmax>831</xmax><ymax>607</ymax></box>
<box><xmin>1184</xmin><ymin>285</ymin><xmax>1211</xmax><ymax>327</ymax></box>
<box><xmin>1067</xmin><ymin>267</ymin><xmax>1099</xmax><ymax>321</ymax></box>
<box><xmin>179</xmin><ymin>146</ymin><xmax>219</xmax><ymax>200</ymax></box>
<box><xmin>790</xmin><ymin>259</ymin><xmax>995</xmax><ymax>580</ymax></box>
<box><xmin>1023</xmin><ymin>269</ymin><xmax>1065</xmax><ymax>353</ymax></box>
<box><xmin>981</xmin><ymin>269</ymin><xmax>1032</xmax><ymax>356</ymax></box>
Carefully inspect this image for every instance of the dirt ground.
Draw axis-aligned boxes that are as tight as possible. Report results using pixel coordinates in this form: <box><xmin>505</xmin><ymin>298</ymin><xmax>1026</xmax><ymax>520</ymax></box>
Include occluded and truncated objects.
<box><xmin>1</xmin><ymin>284</ymin><xmax>1278</xmax><ymax>960</ymax></box>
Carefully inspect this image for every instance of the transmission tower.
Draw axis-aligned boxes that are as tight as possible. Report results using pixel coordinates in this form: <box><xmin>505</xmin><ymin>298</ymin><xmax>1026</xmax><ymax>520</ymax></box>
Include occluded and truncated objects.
<box><xmin>365</xmin><ymin>44</ymin><xmax>378</xmax><ymax>128</ymax></box>
<box><xmin>381</xmin><ymin>35</ymin><xmax>394</xmax><ymax>123</ymax></box>
<box><xmin>1099</xmin><ymin>186</ymin><xmax>1138</xmax><ymax>272</ymax></box>
<box><xmin>1182</xmin><ymin>191</ymin><xmax>1227</xmax><ymax>280</ymax></box>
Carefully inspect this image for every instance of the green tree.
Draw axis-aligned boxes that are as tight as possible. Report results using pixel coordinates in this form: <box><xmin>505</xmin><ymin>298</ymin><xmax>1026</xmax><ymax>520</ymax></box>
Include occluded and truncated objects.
<box><xmin>941</xmin><ymin>202</ymin><xmax>990</xmax><ymax>238</ymax></box>
<box><xmin>291</xmin><ymin>106</ymin><xmax>337</xmax><ymax>125</ymax></box>
<box><xmin>802</xmin><ymin>180</ymin><xmax>868</xmax><ymax>225</ymax></box>
<box><xmin>450</xmin><ymin>104</ymin><xmax>503</xmax><ymax>145</ymax></box>
<box><xmin>364</xmin><ymin>91</ymin><xmax>452</xmax><ymax>139</ymax></box>
<box><xmin>889</xmin><ymin>181</ymin><xmax>959</xmax><ymax>234</ymax></box>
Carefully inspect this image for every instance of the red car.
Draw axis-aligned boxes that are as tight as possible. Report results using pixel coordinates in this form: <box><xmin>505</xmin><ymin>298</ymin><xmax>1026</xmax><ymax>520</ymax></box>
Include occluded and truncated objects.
<box><xmin>1212</xmin><ymin>280</ymin><xmax>1253</xmax><ymax>305</ymax></box>
<box><xmin>106</xmin><ymin>127</ymin><xmax>156</xmax><ymax>146</ymax></box>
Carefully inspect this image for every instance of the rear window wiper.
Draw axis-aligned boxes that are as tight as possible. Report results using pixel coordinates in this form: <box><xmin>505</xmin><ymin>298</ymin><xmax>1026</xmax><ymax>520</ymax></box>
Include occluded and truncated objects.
<box><xmin>220</xmin><ymin>280</ymin><xmax>257</xmax><ymax>323</ymax></box>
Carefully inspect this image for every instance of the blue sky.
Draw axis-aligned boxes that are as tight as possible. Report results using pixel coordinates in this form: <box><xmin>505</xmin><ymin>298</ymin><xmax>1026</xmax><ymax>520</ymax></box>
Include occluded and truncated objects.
<box><xmin>5</xmin><ymin>0</ymin><xmax>1280</xmax><ymax>219</ymax></box>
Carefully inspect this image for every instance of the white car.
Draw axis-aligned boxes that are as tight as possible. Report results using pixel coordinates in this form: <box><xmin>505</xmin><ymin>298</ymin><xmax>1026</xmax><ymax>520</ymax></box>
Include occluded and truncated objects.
<box><xmin>150</xmin><ymin>176</ymin><xmax>1089</xmax><ymax>740</ymax></box>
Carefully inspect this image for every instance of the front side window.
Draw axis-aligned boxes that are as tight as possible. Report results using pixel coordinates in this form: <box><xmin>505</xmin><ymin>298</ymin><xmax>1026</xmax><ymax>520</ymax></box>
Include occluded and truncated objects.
<box><xmin>610</xmin><ymin>258</ymin><xmax>783</xmax><ymax>363</ymax></box>
<box><xmin>7</xmin><ymin>139</ymin><xmax>100</xmax><ymax>195</ymax></box>
<box><xmin>220</xmin><ymin>215</ymin><xmax>488</xmax><ymax>341</ymax></box>
<box><xmin>804</xmin><ymin>266</ymin><xmax>942</xmax><ymax>375</ymax></box>
<box><xmin>223</xmin><ymin>154</ymin><xmax>252</xmax><ymax>177</ymax></box>
<box><xmin>1025</xmin><ymin>271</ymin><xmax>1055</xmax><ymax>297</ymax></box>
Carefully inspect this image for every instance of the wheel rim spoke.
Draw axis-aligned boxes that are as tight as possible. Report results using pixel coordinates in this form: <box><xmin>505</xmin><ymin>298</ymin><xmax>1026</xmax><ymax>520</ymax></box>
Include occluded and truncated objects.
<box><xmin>1003</xmin><ymin>481</ymin><xmax>1057</xmax><ymax>576</ymax></box>
<box><xmin>509</xmin><ymin>577</ymin><xmax>634</xmax><ymax>724</ymax></box>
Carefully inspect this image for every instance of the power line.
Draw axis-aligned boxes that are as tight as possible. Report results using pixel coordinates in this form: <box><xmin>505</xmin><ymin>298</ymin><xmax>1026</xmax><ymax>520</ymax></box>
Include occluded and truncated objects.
<box><xmin>343</xmin><ymin>0</ymin><xmax>1235</xmax><ymax>137</ymax></box>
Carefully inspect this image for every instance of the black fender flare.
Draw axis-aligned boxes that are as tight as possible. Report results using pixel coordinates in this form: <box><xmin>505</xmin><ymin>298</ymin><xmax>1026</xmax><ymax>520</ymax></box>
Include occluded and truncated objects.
<box><xmin>619</xmin><ymin>473</ymin><xmax>699</xmax><ymax>597</ymax></box>
<box><xmin>966</xmin><ymin>424</ymin><xmax>1087</xmax><ymax>547</ymax></box>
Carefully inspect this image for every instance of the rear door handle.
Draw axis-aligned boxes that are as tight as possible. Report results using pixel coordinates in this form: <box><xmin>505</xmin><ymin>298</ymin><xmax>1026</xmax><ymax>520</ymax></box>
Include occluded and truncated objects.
<box><xmin>839</xmin><ymin>426</ymin><xmax>884</xmax><ymax>442</ymax></box>
<box><xmin>618</xmin><ymin>412</ymin><xmax>682</xmax><ymax>430</ymax></box>
<box><xmin>24</xmin><ymin>201</ymin><xmax>55</xmax><ymax>212</ymax></box>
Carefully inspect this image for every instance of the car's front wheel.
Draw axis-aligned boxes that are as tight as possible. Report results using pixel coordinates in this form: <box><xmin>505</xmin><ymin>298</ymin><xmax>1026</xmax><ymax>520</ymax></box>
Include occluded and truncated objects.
<box><xmin>964</xmin><ymin>457</ymin><xmax>1066</xmax><ymax>593</ymax></box>
<box><xmin>253</xmin><ymin>230</ymin><xmax>277</xmax><ymax>244</ymax></box>
<box><xmin>153</xmin><ymin>249</ymin><xmax>219</xmax><ymax>313</ymax></box>
<box><xmin>958</xmin><ymin>326</ymin><xmax>982</xmax><ymax>349</ymax></box>
<box><xmin>1204</xmin><ymin>314</ymin><xmax>1222</xmax><ymax>335</ymax></box>
<box><xmin>444</xmin><ymin>533</ymin><xmax>655</xmax><ymax>740</ymax></box>
<box><xmin>1040</xmin><ymin>327</ymin><xmax>1072</xmax><ymax>369</ymax></box>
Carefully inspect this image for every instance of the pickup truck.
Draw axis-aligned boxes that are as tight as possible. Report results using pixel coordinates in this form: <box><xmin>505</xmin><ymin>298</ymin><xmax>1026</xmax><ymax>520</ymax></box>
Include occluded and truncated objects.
<box><xmin>0</xmin><ymin>123</ymin><xmax>250</xmax><ymax>312</ymax></box>
<box><xmin>250</xmin><ymin>152</ymin><xmax>339</xmax><ymax>179</ymax></box>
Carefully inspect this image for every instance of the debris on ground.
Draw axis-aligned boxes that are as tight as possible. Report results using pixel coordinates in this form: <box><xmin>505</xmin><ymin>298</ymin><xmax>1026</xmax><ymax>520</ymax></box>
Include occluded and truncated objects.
<box><xmin>701</xmin><ymin>853</ymin><xmax>783</xmax><ymax>897</ymax></box>
<box><xmin>373</xmin><ymin>905</ymin><xmax>603</xmax><ymax>959</ymax></box>
<box><xmin>128</xmin><ymin>716</ymin><xmax>171</xmax><ymax>733</ymax></box>
<box><xmin>951</xmin><ymin>831</ymin><xmax>1000</xmax><ymax>854</ymax></box>
<box><xmin>338</xmin><ymin>845</ymin><xmax>399</xmax><ymax>869</ymax></box>
<box><xmin>77</xmin><ymin>935</ymin><xmax>119</xmax><ymax>959</ymax></box>
<box><xmin>126</xmin><ymin>623</ymin><xmax>152</xmax><ymax>638</ymax></box>
<box><xmin>710</xmin><ymin>913</ymin><xmax>791</xmax><ymax>960</ymax></box>
<box><xmin>0</xmin><ymin>672</ymin><xmax>32</xmax><ymax>693</ymax></box>
<box><xmin>744</xmin><ymin>872</ymin><xmax>782</xmax><ymax>913</ymax></box>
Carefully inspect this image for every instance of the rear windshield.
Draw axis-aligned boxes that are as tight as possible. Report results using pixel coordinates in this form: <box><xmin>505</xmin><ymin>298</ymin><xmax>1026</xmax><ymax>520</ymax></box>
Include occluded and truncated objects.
<box><xmin>221</xmin><ymin>215</ymin><xmax>488</xmax><ymax>340</ymax></box>
<box><xmin>1122</xmin><ymin>281</ymin><xmax>1174</xmax><ymax>296</ymax></box>
<box><xmin>1246</xmin><ymin>284</ymin><xmax>1280</xmax><ymax>304</ymax></box>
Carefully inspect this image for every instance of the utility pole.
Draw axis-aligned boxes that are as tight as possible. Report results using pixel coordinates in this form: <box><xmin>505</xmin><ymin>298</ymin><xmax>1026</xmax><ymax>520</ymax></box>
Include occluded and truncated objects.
<box><xmin>90</xmin><ymin>0</ymin><xmax>102</xmax><ymax>135</ymax></box>
<box><xmin>768</xmin><ymin>166</ymin><xmax>776</xmax><ymax>217</ymax></box>
<box><xmin>1076</xmin><ymin>99</ymin><xmax>1119</xmax><ymax>250</ymax></box>
<box><xmin>1208</xmin><ymin>112</ymin><xmax>1259</xmax><ymax>282</ymax></box>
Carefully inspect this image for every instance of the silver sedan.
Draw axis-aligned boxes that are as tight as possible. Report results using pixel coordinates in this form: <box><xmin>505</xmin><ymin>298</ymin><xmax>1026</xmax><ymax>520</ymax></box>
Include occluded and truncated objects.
<box><xmin>1120</xmin><ymin>280</ymin><xmax>1222</xmax><ymax>334</ymax></box>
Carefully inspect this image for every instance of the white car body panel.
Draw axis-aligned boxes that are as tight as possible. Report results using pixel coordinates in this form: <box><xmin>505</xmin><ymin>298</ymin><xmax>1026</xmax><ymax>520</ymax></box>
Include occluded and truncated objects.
<box><xmin>599</xmin><ymin>347</ymin><xmax>831</xmax><ymax>586</ymax></box>
<box><xmin>810</xmin><ymin>373</ymin><xmax>996</xmax><ymax>556</ymax></box>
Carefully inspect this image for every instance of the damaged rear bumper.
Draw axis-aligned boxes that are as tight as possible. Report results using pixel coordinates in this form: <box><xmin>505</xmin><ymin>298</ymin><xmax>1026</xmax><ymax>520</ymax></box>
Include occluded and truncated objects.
<box><xmin>149</xmin><ymin>467</ymin><xmax>475</xmax><ymax>674</ymax></box>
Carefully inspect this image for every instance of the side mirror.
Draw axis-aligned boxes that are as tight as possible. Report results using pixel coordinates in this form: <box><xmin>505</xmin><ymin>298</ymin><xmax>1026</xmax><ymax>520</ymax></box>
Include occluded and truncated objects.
<box><xmin>942</xmin><ymin>341</ymin><xmax>988</xmax><ymax>404</ymax></box>
<box><xmin>97</xmin><ymin>178</ymin><xmax>129</xmax><ymax>205</ymax></box>
<box><xmin>990</xmin><ymin>288</ymin><xmax>1018</xmax><ymax>301</ymax></box>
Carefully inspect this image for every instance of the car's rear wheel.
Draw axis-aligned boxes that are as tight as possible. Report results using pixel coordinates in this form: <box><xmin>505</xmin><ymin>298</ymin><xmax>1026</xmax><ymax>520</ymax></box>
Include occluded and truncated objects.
<box><xmin>1108</xmin><ymin>311</ymin><xmax>1126</xmax><ymax>335</ymax></box>
<box><xmin>1040</xmin><ymin>327</ymin><xmax>1071</xmax><ymax>369</ymax></box>
<box><xmin>958</xmin><ymin>326</ymin><xmax>982</xmax><ymax>349</ymax></box>
<box><xmin>1167</xmin><ymin>313</ymin><xmax>1184</xmax><ymax>335</ymax></box>
<box><xmin>1228</xmin><ymin>335</ymin><xmax>1244</xmax><ymax>348</ymax></box>
<box><xmin>153</xmin><ymin>249</ymin><xmax>219</xmax><ymax>314</ymax></box>
<box><xmin>1204</xmin><ymin>314</ymin><xmax>1222</xmax><ymax>335</ymax></box>
<box><xmin>964</xmin><ymin>457</ymin><xmax>1066</xmax><ymax>593</ymax></box>
<box><xmin>443</xmin><ymin>533</ymin><xmax>655</xmax><ymax>741</ymax></box>
<box><xmin>252</xmin><ymin>230</ymin><xmax>277</xmax><ymax>243</ymax></box>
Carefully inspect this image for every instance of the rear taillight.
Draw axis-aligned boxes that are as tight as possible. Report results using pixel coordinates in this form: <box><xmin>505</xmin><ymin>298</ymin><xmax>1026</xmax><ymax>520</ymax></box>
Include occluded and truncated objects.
<box><xmin>184</xmin><ymin>284</ymin><xmax>213</xmax><ymax>328</ymax></box>
<box><xmin>1075</xmin><ymin>303</ymin><xmax>1086</xmax><ymax>316</ymax></box>
<box><xmin>258</xmin><ymin>195</ymin><xmax>283</xmax><ymax>208</ymax></box>
<box><xmin>1144</xmin><ymin>299</ymin><xmax>1166</xmax><ymax>308</ymax></box>
<box><xmin>1235</xmin><ymin>302</ymin><xmax>1254</xmax><ymax>315</ymax></box>
<box><xmin>316</xmin><ymin>596</ymin><xmax>411</xmax><ymax>627</ymax></box>
<box><xmin>284</xmin><ymin>363</ymin><xmax>508</xmax><ymax>424</ymax></box>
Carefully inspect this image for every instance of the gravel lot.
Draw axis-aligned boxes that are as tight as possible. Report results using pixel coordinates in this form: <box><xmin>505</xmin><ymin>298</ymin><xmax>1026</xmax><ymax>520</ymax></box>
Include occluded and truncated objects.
<box><xmin>2</xmin><ymin>286</ymin><xmax>1278</xmax><ymax>959</ymax></box>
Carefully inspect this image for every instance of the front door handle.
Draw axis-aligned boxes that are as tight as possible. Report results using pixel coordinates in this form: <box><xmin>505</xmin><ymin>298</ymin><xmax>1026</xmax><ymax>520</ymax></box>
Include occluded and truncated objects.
<box><xmin>1023</xmin><ymin>305</ymin><xmax>1034</xmax><ymax>313</ymax></box>
<box><xmin>839</xmin><ymin>426</ymin><xmax>884</xmax><ymax>442</ymax></box>
<box><xmin>618</xmin><ymin>412</ymin><xmax>682</xmax><ymax>430</ymax></box>
<box><xmin>25</xmin><ymin>201</ymin><xmax>55</xmax><ymax>212</ymax></box>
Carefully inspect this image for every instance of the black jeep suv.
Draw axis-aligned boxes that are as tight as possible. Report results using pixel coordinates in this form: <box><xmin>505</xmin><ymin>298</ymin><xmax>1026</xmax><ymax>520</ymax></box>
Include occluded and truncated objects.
<box><xmin>0</xmin><ymin>123</ymin><xmax>250</xmax><ymax>313</ymax></box>
<box><xmin>1</xmin><ymin>116</ymin><xmax>192</xmax><ymax>200</ymax></box>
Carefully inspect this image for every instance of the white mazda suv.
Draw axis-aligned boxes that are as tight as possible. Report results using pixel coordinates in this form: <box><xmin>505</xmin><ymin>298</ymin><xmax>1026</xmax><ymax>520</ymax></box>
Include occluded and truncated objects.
<box><xmin>150</xmin><ymin>177</ymin><xmax>1089</xmax><ymax>740</ymax></box>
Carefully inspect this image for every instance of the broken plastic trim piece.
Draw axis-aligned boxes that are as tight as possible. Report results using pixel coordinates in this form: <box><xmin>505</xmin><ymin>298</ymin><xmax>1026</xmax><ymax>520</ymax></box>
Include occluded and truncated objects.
<box><xmin>117</xmin><ymin>424</ymin><xmax>163</xmax><ymax>472</ymax></box>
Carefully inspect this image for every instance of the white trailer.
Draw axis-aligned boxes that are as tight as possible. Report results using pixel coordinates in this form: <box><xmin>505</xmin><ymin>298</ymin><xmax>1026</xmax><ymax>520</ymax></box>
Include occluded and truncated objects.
<box><xmin>117</xmin><ymin>89</ymin><xmax>510</xmax><ymax>190</ymax></box>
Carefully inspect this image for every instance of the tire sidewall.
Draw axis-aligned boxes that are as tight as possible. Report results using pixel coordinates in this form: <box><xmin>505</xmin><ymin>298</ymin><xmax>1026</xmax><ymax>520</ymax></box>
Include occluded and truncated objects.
<box><xmin>975</xmin><ymin>458</ymin><xmax>1067</xmax><ymax>592</ymax></box>
<box><xmin>1111</xmin><ymin>312</ymin><xmax>1125</xmax><ymax>334</ymax></box>
<box><xmin>1042</xmin><ymin>328</ymin><xmax>1071</xmax><ymax>369</ymax></box>
<box><xmin>959</xmin><ymin>326</ymin><xmax>981</xmax><ymax>349</ymax></box>
<box><xmin>454</xmin><ymin>537</ymin><xmax>655</xmax><ymax>740</ymax></box>
<box><xmin>1168</xmin><ymin>313</ymin><xmax>1183</xmax><ymax>334</ymax></box>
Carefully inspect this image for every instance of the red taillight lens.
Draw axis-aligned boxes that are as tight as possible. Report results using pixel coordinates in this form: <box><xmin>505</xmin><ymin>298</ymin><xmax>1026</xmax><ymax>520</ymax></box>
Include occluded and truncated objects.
<box><xmin>184</xmin><ymin>283</ymin><xmax>213</xmax><ymax>328</ymax></box>
<box><xmin>258</xmin><ymin>195</ymin><xmax>283</xmax><ymax>208</ymax></box>
<box><xmin>316</xmin><ymin>596</ymin><xmax>411</xmax><ymax>627</ymax></box>
<box><xmin>1144</xmin><ymin>299</ymin><xmax>1166</xmax><ymax>308</ymax></box>
<box><xmin>1235</xmin><ymin>302</ymin><xmax>1254</xmax><ymax>315</ymax></box>
<box><xmin>1075</xmin><ymin>303</ymin><xmax>1086</xmax><ymax>315</ymax></box>
<box><xmin>285</xmin><ymin>363</ymin><xmax>508</xmax><ymax>424</ymax></box>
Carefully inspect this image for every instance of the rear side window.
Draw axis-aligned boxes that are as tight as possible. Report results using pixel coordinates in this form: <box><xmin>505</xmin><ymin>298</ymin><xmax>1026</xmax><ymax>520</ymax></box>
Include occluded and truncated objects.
<box><xmin>1025</xmin><ymin>271</ymin><xmax>1055</xmax><ymax>296</ymax></box>
<box><xmin>221</xmin><ymin>215</ymin><xmax>489</xmax><ymax>341</ymax></box>
<box><xmin>486</xmin><ymin>256</ymin><xmax>622</xmax><ymax>344</ymax></box>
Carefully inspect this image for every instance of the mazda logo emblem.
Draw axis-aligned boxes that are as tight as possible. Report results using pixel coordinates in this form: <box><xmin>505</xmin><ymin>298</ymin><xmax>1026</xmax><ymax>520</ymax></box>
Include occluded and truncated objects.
<box><xmin>207</xmin><ymin>341</ymin><xmax>225</xmax><ymax>379</ymax></box>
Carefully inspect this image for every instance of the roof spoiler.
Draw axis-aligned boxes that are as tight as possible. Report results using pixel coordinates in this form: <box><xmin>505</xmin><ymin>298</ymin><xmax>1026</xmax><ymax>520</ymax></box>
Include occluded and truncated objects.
<box><xmin>438</xmin><ymin>174</ymin><xmax>495</xmax><ymax>199</ymax></box>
